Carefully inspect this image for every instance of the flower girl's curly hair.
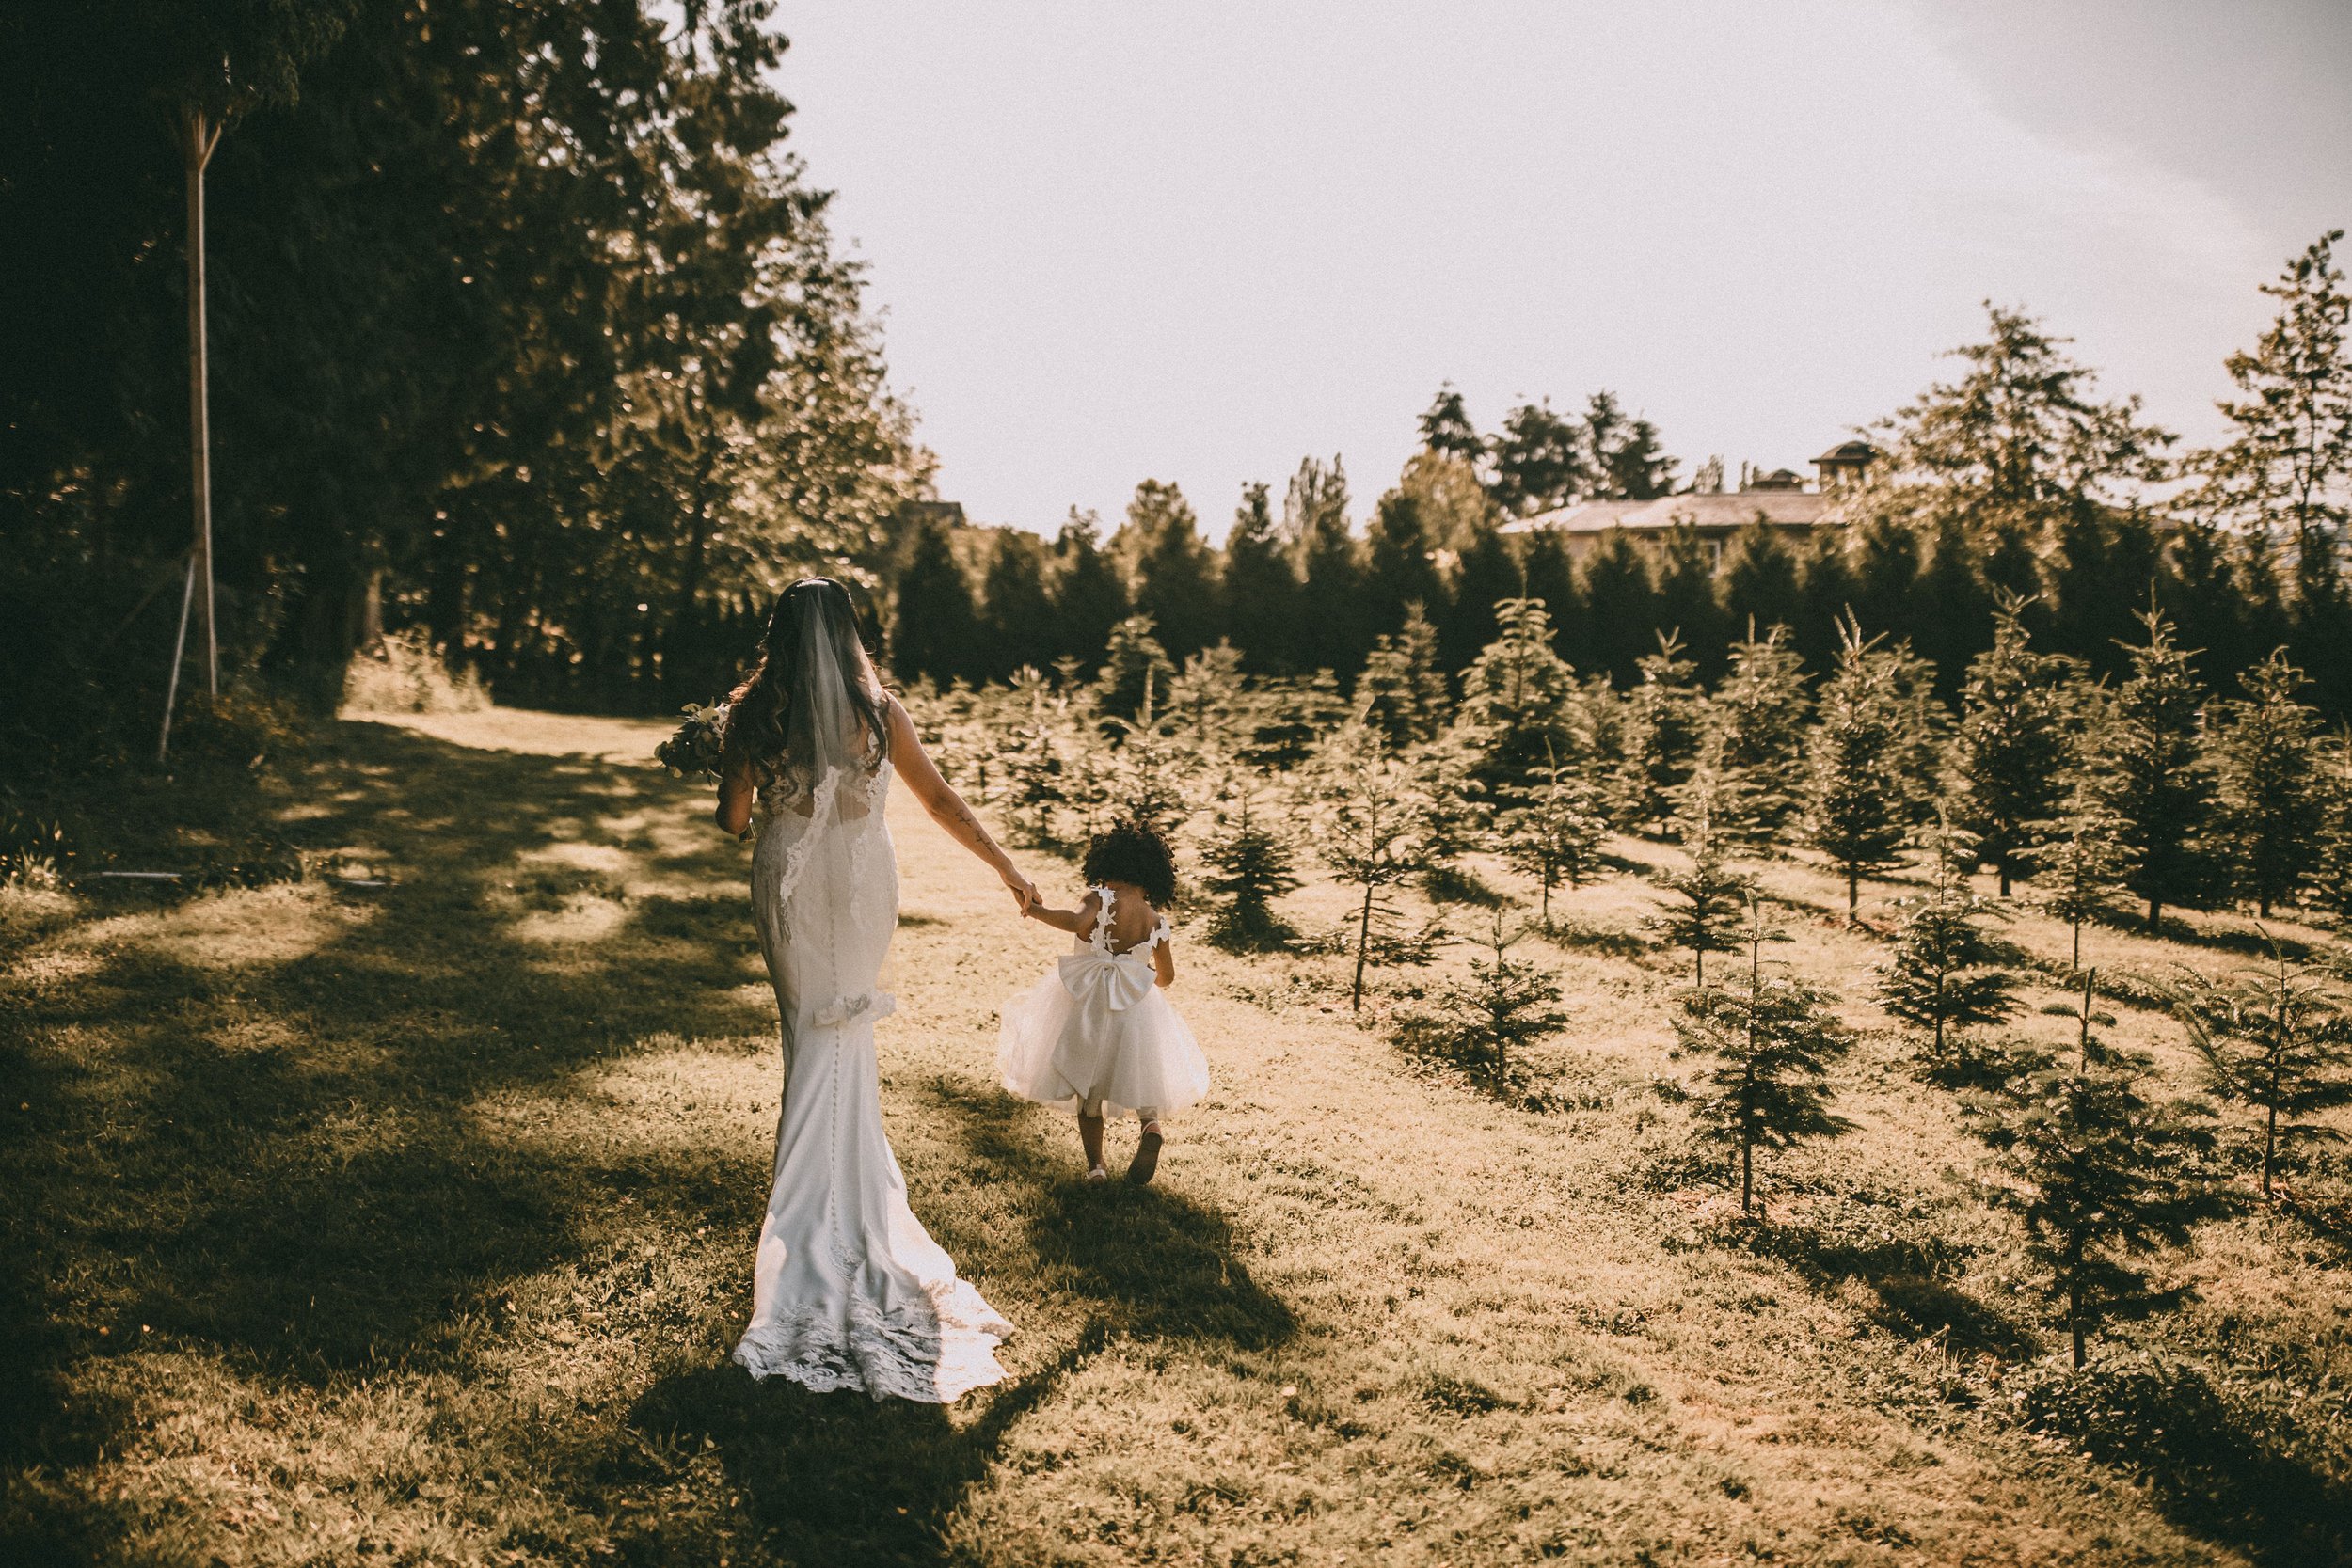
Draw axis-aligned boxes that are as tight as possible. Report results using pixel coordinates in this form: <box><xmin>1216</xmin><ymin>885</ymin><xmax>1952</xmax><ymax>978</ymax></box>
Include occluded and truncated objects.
<box><xmin>1082</xmin><ymin>819</ymin><xmax>1177</xmax><ymax>909</ymax></box>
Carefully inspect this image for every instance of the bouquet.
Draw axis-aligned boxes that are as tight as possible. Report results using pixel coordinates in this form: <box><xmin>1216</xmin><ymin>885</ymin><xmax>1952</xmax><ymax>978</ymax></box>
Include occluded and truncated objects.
<box><xmin>656</xmin><ymin>702</ymin><xmax>732</xmax><ymax>781</ymax></box>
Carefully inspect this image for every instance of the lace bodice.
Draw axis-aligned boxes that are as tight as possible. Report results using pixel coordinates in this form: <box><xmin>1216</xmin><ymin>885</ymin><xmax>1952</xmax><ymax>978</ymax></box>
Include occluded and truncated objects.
<box><xmin>1081</xmin><ymin>885</ymin><xmax>1170</xmax><ymax>959</ymax></box>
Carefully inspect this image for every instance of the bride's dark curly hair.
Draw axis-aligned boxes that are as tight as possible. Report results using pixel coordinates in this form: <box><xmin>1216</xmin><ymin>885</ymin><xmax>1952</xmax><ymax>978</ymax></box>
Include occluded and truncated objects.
<box><xmin>722</xmin><ymin>578</ymin><xmax>890</xmax><ymax>783</ymax></box>
<box><xmin>1082</xmin><ymin>818</ymin><xmax>1178</xmax><ymax>909</ymax></box>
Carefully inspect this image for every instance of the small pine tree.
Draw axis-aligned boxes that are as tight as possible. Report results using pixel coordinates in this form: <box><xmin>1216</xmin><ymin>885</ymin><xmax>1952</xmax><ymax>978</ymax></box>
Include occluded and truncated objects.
<box><xmin>1703</xmin><ymin>624</ymin><xmax>1810</xmax><ymax>849</ymax></box>
<box><xmin>1198</xmin><ymin>776</ymin><xmax>1303</xmax><ymax>951</ymax></box>
<box><xmin>1355</xmin><ymin>601</ymin><xmax>1448</xmax><ymax>747</ymax></box>
<box><xmin>1317</xmin><ymin>725</ymin><xmax>1432</xmax><ymax>1009</ymax></box>
<box><xmin>1645</xmin><ymin>809</ymin><xmax>1756</xmax><ymax>987</ymax></box>
<box><xmin>2211</xmin><ymin>649</ymin><xmax>2323</xmax><ymax>918</ymax></box>
<box><xmin>1456</xmin><ymin>596</ymin><xmax>1578</xmax><ymax>792</ymax></box>
<box><xmin>1804</xmin><ymin>614</ymin><xmax>1915</xmax><ymax>920</ymax></box>
<box><xmin>1100</xmin><ymin>672</ymin><xmax>1192</xmax><ymax>841</ymax></box>
<box><xmin>1955</xmin><ymin>597</ymin><xmax>2086</xmax><ymax>895</ymax></box>
<box><xmin>1877</xmin><ymin>827</ymin><xmax>2022</xmax><ymax>1069</ymax></box>
<box><xmin>2307</xmin><ymin>731</ymin><xmax>2352</xmax><ymax>924</ymax></box>
<box><xmin>1411</xmin><ymin>735</ymin><xmax>1490</xmax><ymax>894</ymax></box>
<box><xmin>1611</xmin><ymin>630</ymin><xmax>1702</xmax><ymax>833</ymax></box>
<box><xmin>1098</xmin><ymin>613</ymin><xmax>1178</xmax><ymax>721</ymax></box>
<box><xmin>2034</xmin><ymin>780</ymin><xmax>2137</xmax><ymax>970</ymax></box>
<box><xmin>1498</xmin><ymin>748</ymin><xmax>1609</xmax><ymax>921</ymax></box>
<box><xmin>986</xmin><ymin>669</ymin><xmax>1071</xmax><ymax>847</ymax></box>
<box><xmin>1397</xmin><ymin>907</ymin><xmax>1569</xmax><ymax>1089</ymax></box>
<box><xmin>2094</xmin><ymin>606</ymin><xmax>2214</xmax><ymax>931</ymax></box>
<box><xmin>1966</xmin><ymin>971</ymin><xmax>2211</xmax><ymax>1368</ymax></box>
<box><xmin>1674</xmin><ymin>896</ymin><xmax>1854</xmax><ymax>1218</ymax></box>
<box><xmin>2175</xmin><ymin>937</ymin><xmax>2352</xmax><ymax>1197</ymax></box>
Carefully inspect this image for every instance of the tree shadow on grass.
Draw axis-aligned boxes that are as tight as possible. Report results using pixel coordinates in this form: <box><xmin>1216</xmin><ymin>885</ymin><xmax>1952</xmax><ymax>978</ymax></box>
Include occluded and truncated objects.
<box><xmin>1748</xmin><ymin>1224</ymin><xmax>2044</xmax><ymax>1361</ymax></box>
<box><xmin>2013</xmin><ymin>1355</ymin><xmax>2352</xmax><ymax>1566</ymax></box>
<box><xmin>1</xmin><ymin>719</ymin><xmax>780</xmax><ymax>1559</ymax></box>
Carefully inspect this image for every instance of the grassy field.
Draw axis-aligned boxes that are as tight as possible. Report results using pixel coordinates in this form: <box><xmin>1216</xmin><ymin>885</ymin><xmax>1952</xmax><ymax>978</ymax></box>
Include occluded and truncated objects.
<box><xmin>4</xmin><ymin>706</ymin><xmax>2348</xmax><ymax>1567</ymax></box>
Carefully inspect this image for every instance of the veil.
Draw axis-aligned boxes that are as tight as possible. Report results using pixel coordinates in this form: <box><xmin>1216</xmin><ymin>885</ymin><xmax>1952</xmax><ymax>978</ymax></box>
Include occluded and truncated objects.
<box><xmin>761</xmin><ymin>579</ymin><xmax>886</xmax><ymax>919</ymax></box>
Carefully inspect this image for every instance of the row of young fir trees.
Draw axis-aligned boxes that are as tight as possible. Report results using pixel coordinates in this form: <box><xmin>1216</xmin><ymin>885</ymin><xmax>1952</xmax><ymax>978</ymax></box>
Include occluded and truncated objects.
<box><xmin>912</xmin><ymin>583</ymin><xmax>2352</xmax><ymax>1372</ymax></box>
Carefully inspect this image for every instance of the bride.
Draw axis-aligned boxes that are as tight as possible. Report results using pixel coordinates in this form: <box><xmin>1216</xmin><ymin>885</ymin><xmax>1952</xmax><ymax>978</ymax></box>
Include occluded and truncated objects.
<box><xmin>713</xmin><ymin>577</ymin><xmax>1037</xmax><ymax>1402</ymax></box>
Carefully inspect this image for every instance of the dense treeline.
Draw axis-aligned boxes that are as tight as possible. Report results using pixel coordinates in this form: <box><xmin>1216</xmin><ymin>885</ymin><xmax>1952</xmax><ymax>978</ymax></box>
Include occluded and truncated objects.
<box><xmin>2</xmin><ymin>0</ymin><xmax>929</xmax><ymax>771</ymax></box>
<box><xmin>896</xmin><ymin>238</ymin><xmax>2352</xmax><ymax>716</ymax></box>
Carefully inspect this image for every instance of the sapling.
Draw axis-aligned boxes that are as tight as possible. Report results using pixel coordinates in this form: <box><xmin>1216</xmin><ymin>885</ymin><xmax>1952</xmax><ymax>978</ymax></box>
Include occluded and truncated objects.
<box><xmin>1316</xmin><ymin>725</ymin><xmax>1432</xmax><ymax>1009</ymax></box>
<box><xmin>1804</xmin><ymin>615</ymin><xmax>1916</xmax><ymax>920</ymax></box>
<box><xmin>1966</xmin><ymin>969</ymin><xmax>2211</xmax><ymax>1368</ymax></box>
<box><xmin>1877</xmin><ymin>825</ymin><xmax>2022</xmax><ymax>1069</ymax></box>
<box><xmin>2174</xmin><ymin>936</ymin><xmax>2352</xmax><ymax>1197</ymax></box>
<box><xmin>1498</xmin><ymin>747</ymin><xmax>1609</xmax><ymax>921</ymax></box>
<box><xmin>2034</xmin><ymin>784</ymin><xmax>2137</xmax><ymax>971</ymax></box>
<box><xmin>1198</xmin><ymin>776</ymin><xmax>1303</xmax><ymax>951</ymax></box>
<box><xmin>1396</xmin><ymin>906</ymin><xmax>1568</xmax><ymax>1088</ymax></box>
<box><xmin>1674</xmin><ymin>896</ymin><xmax>1854</xmax><ymax>1217</ymax></box>
<box><xmin>1645</xmin><ymin>798</ymin><xmax>1755</xmax><ymax>987</ymax></box>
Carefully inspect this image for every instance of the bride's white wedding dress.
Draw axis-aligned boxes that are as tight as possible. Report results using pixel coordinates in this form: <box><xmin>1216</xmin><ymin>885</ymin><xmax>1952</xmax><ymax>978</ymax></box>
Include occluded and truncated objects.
<box><xmin>730</xmin><ymin>756</ymin><xmax>1012</xmax><ymax>1401</ymax></box>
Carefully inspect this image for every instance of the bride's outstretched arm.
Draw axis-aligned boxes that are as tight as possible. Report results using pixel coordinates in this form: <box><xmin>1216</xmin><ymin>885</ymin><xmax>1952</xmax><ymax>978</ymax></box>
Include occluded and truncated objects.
<box><xmin>884</xmin><ymin>696</ymin><xmax>1040</xmax><ymax>910</ymax></box>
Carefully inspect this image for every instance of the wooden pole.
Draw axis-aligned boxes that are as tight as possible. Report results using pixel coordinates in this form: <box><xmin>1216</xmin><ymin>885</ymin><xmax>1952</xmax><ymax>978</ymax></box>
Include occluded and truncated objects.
<box><xmin>157</xmin><ymin>553</ymin><xmax>198</xmax><ymax>765</ymax></box>
<box><xmin>186</xmin><ymin>107</ymin><xmax>222</xmax><ymax>698</ymax></box>
<box><xmin>160</xmin><ymin>106</ymin><xmax>224</xmax><ymax>765</ymax></box>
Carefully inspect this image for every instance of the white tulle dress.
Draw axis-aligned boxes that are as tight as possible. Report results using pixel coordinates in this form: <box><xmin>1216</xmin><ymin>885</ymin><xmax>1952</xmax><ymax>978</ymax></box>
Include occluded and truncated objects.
<box><xmin>730</xmin><ymin>757</ymin><xmax>1012</xmax><ymax>1402</ymax></box>
<box><xmin>997</xmin><ymin>886</ymin><xmax>1210</xmax><ymax>1118</ymax></box>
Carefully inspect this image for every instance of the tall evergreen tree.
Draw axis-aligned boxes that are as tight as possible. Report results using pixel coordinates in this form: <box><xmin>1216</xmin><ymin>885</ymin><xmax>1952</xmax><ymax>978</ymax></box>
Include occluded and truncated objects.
<box><xmin>1419</xmin><ymin>383</ymin><xmax>1484</xmax><ymax>466</ymax></box>
<box><xmin>979</xmin><ymin>528</ymin><xmax>1057</xmax><ymax>680</ymax></box>
<box><xmin>1874</xmin><ymin>302</ymin><xmax>2174</xmax><ymax>533</ymax></box>
<box><xmin>1804</xmin><ymin>616</ymin><xmax>1915</xmax><ymax>918</ymax></box>
<box><xmin>1721</xmin><ymin>525</ymin><xmax>1802</xmax><ymax>644</ymax></box>
<box><xmin>891</xmin><ymin>512</ymin><xmax>979</xmax><ymax>684</ymax></box>
<box><xmin>1097</xmin><ymin>614</ymin><xmax>1176</xmax><ymax>721</ymax></box>
<box><xmin>1122</xmin><ymin>480</ymin><xmax>1219</xmax><ymax>660</ymax></box>
<box><xmin>1222</xmin><ymin>482</ymin><xmax>1299</xmax><ymax>674</ymax></box>
<box><xmin>1583</xmin><ymin>390</ymin><xmax>1678</xmax><ymax>499</ymax></box>
<box><xmin>1366</xmin><ymin>490</ymin><xmax>1445</xmax><ymax>638</ymax></box>
<box><xmin>1521</xmin><ymin>528</ymin><xmax>1582</xmax><ymax>658</ymax></box>
<box><xmin>1577</xmin><ymin>529</ymin><xmax>1658</xmax><ymax>688</ymax></box>
<box><xmin>1793</xmin><ymin>530</ymin><xmax>1858</xmax><ymax>673</ymax></box>
<box><xmin>2094</xmin><ymin>608</ymin><xmax>2214</xmax><ymax>931</ymax></box>
<box><xmin>1653</xmin><ymin>523</ymin><xmax>1728</xmax><ymax>681</ymax></box>
<box><xmin>2048</xmin><ymin>507</ymin><xmax>2165</xmax><ymax>680</ymax></box>
<box><xmin>1489</xmin><ymin>398</ymin><xmax>1587</xmax><ymax>517</ymax></box>
<box><xmin>1051</xmin><ymin>508</ymin><xmax>1129</xmax><ymax>672</ymax></box>
<box><xmin>1955</xmin><ymin>598</ymin><xmax>2085</xmax><ymax>895</ymax></box>
<box><xmin>1291</xmin><ymin>456</ymin><xmax>1369</xmax><ymax>675</ymax></box>
<box><xmin>2211</xmin><ymin>649</ymin><xmax>2323</xmax><ymax>917</ymax></box>
<box><xmin>2190</xmin><ymin>231</ymin><xmax>2352</xmax><ymax>570</ymax></box>
<box><xmin>1915</xmin><ymin>513</ymin><xmax>1996</xmax><ymax>698</ymax></box>
<box><xmin>1848</xmin><ymin>515</ymin><xmax>1922</xmax><ymax>642</ymax></box>
<box><xmin>1442</xmin><ymin>519</ymin><xmax>1523</xmax><ymax>680</ymax></box>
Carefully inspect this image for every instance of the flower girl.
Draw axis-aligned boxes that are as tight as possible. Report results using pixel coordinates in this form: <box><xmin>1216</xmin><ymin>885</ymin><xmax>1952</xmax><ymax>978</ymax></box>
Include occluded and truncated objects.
<box><xmin>998</xmin><ymin>819</ymin><xmax>1209</xmax><ymax>1183</ymax></box>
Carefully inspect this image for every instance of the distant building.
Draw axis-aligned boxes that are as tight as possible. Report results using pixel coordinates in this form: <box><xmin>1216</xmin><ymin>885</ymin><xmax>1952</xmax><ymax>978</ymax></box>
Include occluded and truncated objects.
<box><xmin>1506</xmin><ymin>439</ymin><xmax>1880</xmax><ymax>565</ymax></box>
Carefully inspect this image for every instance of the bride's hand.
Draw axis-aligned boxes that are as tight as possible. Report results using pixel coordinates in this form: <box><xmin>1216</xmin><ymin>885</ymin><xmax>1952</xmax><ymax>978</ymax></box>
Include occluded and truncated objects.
<box><xmin>1004</xmin><ymin>870</ymin><xmax>1041</xmax><ymax>914</ymax></box>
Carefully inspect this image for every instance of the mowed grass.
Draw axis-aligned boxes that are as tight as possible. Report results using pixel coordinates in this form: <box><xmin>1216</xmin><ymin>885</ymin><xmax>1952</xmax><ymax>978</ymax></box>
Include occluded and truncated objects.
<box><xmin>3</xmin><ymin>707</ymin><xmax>2347</xmax><ymax>1567</ymax></box>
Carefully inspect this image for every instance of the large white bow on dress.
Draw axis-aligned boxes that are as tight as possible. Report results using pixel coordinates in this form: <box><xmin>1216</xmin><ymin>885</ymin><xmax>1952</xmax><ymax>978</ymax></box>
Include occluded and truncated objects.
<box><xmin>1057</xmin><ymin>950</ymin><xmax>1155</xmax><ymax>1012</ymax></box>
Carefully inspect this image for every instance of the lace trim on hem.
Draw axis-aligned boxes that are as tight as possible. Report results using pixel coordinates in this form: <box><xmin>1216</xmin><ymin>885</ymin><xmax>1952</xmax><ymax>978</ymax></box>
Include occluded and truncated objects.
<box><xmin>731</xmin><ymin>1278</ymin><xmax>1012</xmax><ymax>1403</ymax></box>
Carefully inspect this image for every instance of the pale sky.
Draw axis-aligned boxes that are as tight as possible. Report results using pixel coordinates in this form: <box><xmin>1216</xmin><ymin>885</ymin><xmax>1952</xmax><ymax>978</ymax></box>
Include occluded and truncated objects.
<box><xmin>771</xmin><ymin>1</ymin><xmax>2352</xmax><ymax>540</ymax></box>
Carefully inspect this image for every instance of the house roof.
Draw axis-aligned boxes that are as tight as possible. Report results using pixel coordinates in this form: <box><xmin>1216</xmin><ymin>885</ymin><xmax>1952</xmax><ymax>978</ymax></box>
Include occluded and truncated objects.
<box><xmin>1814</xmin><ymin>439</ymin><xmax>1880</xmax><ymax>465</ymax></box>
<box><xmin>1505</xmin><ymin>490</ymin><xmax>1831</xmax><ymax>535</ymax></box>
